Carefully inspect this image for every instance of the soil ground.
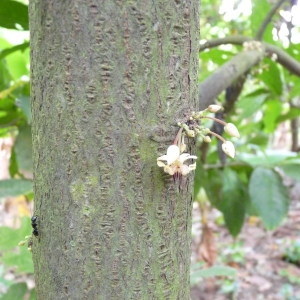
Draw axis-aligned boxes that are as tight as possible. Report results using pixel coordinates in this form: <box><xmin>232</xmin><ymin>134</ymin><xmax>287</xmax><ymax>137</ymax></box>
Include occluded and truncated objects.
<box><xmin>191</xmin><ymin>179</ymin><xmax>300</xmax><ymax>300</ymax></box>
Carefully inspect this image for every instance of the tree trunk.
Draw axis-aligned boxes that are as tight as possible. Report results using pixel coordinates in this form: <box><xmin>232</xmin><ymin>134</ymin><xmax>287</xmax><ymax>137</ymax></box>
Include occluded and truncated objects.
<box><xmin>30</xmin><ymin>1</ymin><xmax>199</xmax><ymax>298</ymax></box>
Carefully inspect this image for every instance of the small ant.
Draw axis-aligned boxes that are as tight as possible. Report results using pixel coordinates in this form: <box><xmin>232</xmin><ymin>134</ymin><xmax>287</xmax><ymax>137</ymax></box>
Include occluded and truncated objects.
<box><xmin>31</xmin><ymin>215</ymin><xmax>39</xmax><ymax>237</ymax></box>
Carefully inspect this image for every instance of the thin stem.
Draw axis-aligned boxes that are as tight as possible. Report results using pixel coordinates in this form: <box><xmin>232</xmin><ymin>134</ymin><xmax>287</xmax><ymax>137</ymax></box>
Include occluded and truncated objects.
<box><xmin>200</xmin><ymin>115</ymin><xmax>227</xmax><ymax>126</ymax></box>
<box><xmin>173</xmin><ymin>127</ymin><xmax>183</xmax><ymax>146</ymax></box>
<box><xmin>208</xmin><ymin>130</ymin><xmax>226</xmax><ymax>143</ymax></box>
<box><xmin>255</xmin><ymin>0</ymin><xmax>288</xmax><ymax>40</ymax></box>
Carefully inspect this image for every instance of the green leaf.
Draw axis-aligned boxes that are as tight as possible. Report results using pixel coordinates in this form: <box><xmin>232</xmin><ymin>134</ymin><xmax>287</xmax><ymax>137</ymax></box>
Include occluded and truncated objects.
<box><xmin>0</xmin><ymin>42</ymin><xmax>29</xmax><ymax>60</ymax></box>
<box><xmin>251</xmin><ymin>0</ymin><xmax>272</xmax><ymax>40</ymax></box>
<box><xmin>15</xmin><ymin>125</ymin><xmax>32</xmax><ymax>172</ymax></box>
<box><xmin>3</xmin><ymin>246</ymin><xmax>34</xmax><ymax>273</ymax></box>
<box><xmin>194</xmin><ymin>160</ymin><xmax>223</xmax><ymax>207</ymax></box>
<box><xmin>219</xmin><ymin>168</ymin><xmax>248</xmax><ymax>237</ymax></box>
<box><xmin>237</xmin><ymin>89</ymin><xmax>269</xmax><ymax>119</ymax></box>
<box><xmin>258</xmin><ymin>59</ymin><xmax>282</xmax><ymax>95</ymax></box>
<box><xmin>0</xmin><ymin>179</ymin><xmax>32</xmax><ymax>198</ymax></box>
<box><xmin>16</xmin><ymin>95</ymin><xmax>31</xmax><ymax>123</ymax></box>
<box><xmin>249</xmin><ymin>167</ymin><xmax>289</xmax><ymax>230</ymax></box>
<box><xmin>279</xmin><ymin>164</ymin><xmax>300</xmax><ymax>181</ymax></box>
<box><xmin>29</xmin><ymin>289</ymin><xmax>36</xmax><ymax>300</ymax></box>
<box><xmin>263</xmin><ymin>100</ymin><xmax>283</xmax><ymax>133</ymax></box>
<box><xmin>0</xmin><ymin>217</ymin><xmax>31</xmax><ymax>250</ymax></box>
<box><xmin>191</xmin><ymin>264</ymin><xmax>237</xmax><ymax>285</ymax></box>
<box><xmin>277</xmin><ymin>107</ymin><xmax>300</xmax><ymax>123</ymax></box>
<box><xmin>9</xmin><ymin>147</ymin><xmax>19</xmax><ymax>177</ymax></box>
<box><xmin>0</xmin><ymin>0</ymin><xmax>29</xmax><ymax>30</ymax></box>
<box><xmin>238</xmin><ymin>150</ymin><xmax>297</xmax><ymax>167</ymax></box>
<box><xmin>5</xmin><ymin>46</ymin><xmax>30</xmax><ymax>79</ymax></box>
<box><xmin>0</xmin><ymin>283</ymin><xmax>28</xmax><ymax>300</ymax></box>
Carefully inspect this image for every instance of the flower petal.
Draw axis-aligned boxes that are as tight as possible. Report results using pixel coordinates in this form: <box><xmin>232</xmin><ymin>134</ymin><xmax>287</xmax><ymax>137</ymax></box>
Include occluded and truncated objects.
<box><xmin>164</xmin><ymin>165</ymin><xmax>175</xmax><ymax>175</ymax></box>
<box><xmin>181</xmin><ymin>165</ymin><xmax>190</xmax><ymax>176</ymax></box>
<box><xmin>166</xmin><ymin>145</ymin><xmax>180</xmax><ymax>165</ymax></box>
<box><xmin>157</xmin><ymin>155</ymin><xmax>168</xmax><ymax>162</ymax></box>
<box><xmin>157</xmin><ymin>160</ymin><xmax>166</xmax><ymax>167</ymax></box>
<box><xmin>179</xmin><ymin>153</ymin><xmax>197</xmax><ymax>163</ymax></box>
<box><xmin>189</xmin><ymin>163</ymin><xmax>197</xmax><ymax>171</ymax></box>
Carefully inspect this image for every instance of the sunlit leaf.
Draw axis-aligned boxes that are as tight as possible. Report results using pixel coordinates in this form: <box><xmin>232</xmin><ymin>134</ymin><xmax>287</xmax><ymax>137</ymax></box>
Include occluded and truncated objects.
<box><xmin>0</xmin><ymin>0</ymin><xmax>29</xmax><ymax>30</ymax></box>
<box><xmin>0</xmin><ymin>42</ymin><xmax>29</xmax><ymax>60</ymax></box>
<box><xmin>258</xmin><ymin>59</ymin><xmax>283</xmax><ymax>95</ymax></box>
<box><xmin>251</xmin><ymin>0</ymin><xmax>272</xmax><ymax>40</ymax></box>
<box><xmin>263</xmin><ymin>100</ymin><xmax>282</xmax><ymax>133</ymax></box>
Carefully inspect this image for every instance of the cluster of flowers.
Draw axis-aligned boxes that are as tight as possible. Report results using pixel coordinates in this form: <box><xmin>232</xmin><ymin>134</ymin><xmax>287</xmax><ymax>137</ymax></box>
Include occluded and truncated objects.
<box><xmin>157</xmin><ymin>105</ymin><xmax>240</xmax><ymax>176</ymax></box>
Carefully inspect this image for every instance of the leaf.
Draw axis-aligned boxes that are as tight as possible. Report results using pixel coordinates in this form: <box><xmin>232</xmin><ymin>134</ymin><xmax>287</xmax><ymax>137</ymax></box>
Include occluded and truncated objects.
<box><xmin>190</xmin><ymin>264</ymin><xmax>237</xmax><ymax>285</ymax></box>
<box><xmin>258</xmin><ymin>59</ymin><xmax>283</xmax><ymax>95</ymax></box>
<box><xmin>263</xmin><ymin>100</ymin><xmax>283</xmax><ymax>133</ymax></box>
<box><xmin>16</xmin><ymin>95</ymin><xmax>31</xmax><ymax>123</ymax></box>
<box><xmin>219</xmin><ymin>168</ymin><xmax>248</xmax><ymax>237</ymax></box>
<box><xmin>14</xmin><ymin>125</ymin><xmax>33</xmax><ymax>172</ymax></box>
<box><xmin>0</xmin><ymin>217</ymin><xmax>31</xmax><ymax>250</ymax></box>
<box><xmin>277</xmin><ymin>107</ymin><xmax>300</xmax><ymax>123</ymax></box>
<box><xmin>237</xmin><ymin>89</ymin><xmax>269</xmax><ymax>119</ymax></box>
<box><xmin>9</xmin><ymin>147</ymin><xmax>19</xmax><ymax>177</ymax></box>
<box><xmin>249</xmin><ymin>167</ymin><xmax>289</xmax><ymax>230</ymax></box>
<box><xmin>238</xmin><ymin>150</ymin><xmax>297</xmax><ymax>167</ymax></box>
<box><xmin>0</xmin><ymin>179</ymin><xmax>32</xmax><ymax>198</ymax></box>
<box><xmin>194</xmin><ymin>160</ymin><xmax>222</xmax><ymax>207</ymax></box>
<box><xmin>0</xmin><ymin>42</ymin><xmax>29</xmax><ymax>60</ymax></box>
<box><xmin>279</xmin><ymin>164</ymin><xmax>300</xmax><ymax>181</ymax></box>
<box><xmin>0</xmin><ymin>283</ymin><xmax>28</xmax><ymax>300</ymax></box>
<box><xmin>3</xmin><ymin>246</ymin><xmax>34</xmax><ymax>273</ymax></box>
<box><xmin>250</xmin><ymin>0</ymin><xmax>272</xmax><ymax>40</ymax></box>
<box><xmin>0</xmin><ymin>0</ymin><xmax>29</xmax><ymax>30</ymax></box>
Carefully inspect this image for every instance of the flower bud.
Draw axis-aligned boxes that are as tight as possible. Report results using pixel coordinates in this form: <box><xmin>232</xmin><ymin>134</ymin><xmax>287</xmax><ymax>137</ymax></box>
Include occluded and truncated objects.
<box><xmin>203</xmin><ymin>136</ymin><xmax>211</xmax><ymax>143</ymax></box>
<box><xmin>222</xmin><ymin>141</ymin><xmax>235</xmax><ymax>158</ymax></box>
<box><xmin>18</xmin><ymin>241</ymin><xmax>26</xmax><ymax>246</ymax></box>
<box><xmin>187</xmin><ymin>130</ymin><xmax>195</xmax><ymax>138</ymax></box>
<box><xmin>207</xmin><ymin>105</ymin><xmax>222</xmax><ymax>113</ymax></box>
<box><xmin>224</xmin><ymin>123</ymin><xmax>240</xmax><ymax>138</ymax></box>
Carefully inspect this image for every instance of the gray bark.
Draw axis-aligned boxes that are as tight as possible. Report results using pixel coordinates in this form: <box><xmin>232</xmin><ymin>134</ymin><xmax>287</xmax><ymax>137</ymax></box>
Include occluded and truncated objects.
<box><xmin>30</xmin><ymin>0</ymin><xmax>199</xmax><ymax>299</ymax></box>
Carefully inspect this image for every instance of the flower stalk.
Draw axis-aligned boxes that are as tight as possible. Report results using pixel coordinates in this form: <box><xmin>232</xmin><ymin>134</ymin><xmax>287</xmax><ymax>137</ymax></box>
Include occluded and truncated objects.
<box><xmin>157</xmin><ymin>105</ymin><xmax>240</xmax><ymax>176</ymax></box>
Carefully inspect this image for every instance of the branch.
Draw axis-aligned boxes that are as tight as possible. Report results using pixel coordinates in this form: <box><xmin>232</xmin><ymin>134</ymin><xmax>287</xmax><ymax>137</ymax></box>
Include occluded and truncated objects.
<box><xmin>199</xmin><ymin>50</ymin><xmax>264</xmax><ymax>109</ymax></box>
<box><xmin>255</xmin><ymin>0</ymin><xmax>288</xmax><ymax>40</ymax></box>
<box><xmin>200</xmin><ymin>37</ymin><xmax>300</xmax><ymax>77</ymax></box>
<box><xmin>199</xmin><ymin>36</ymin><xmax>251</xmax><ymax>51</ymax></box>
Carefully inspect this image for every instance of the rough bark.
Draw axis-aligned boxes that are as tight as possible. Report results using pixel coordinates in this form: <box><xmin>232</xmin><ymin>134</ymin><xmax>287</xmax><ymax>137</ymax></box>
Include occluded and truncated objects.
<box><xmin>30</xmin><ymin>1</ymin><xmax>199</xmax><ymax>299</ymax></box>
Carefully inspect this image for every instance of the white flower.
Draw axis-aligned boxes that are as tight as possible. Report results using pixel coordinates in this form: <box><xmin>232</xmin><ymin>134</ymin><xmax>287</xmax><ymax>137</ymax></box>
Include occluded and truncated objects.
<box><xmin>224</xmin><ymin>123</ymin><xmax>240</xmax><ymax>138</ymax></box>
<box><xmin>157</xmin><ymin>145</ymin><xmax>197</xmax><ymax>176</ymax></box>
<box><xmin>222</xmin><ymin>141</ymin><xmax>235</xmax><ymax>158</ymax></box>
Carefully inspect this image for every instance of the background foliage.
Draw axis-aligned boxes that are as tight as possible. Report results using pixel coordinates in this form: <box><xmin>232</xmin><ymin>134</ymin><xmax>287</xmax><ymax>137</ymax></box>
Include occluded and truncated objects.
<box><xmin>0</xmin><ymin>0</ymin><xmax>299</xmax><ymax>298</ymax></box>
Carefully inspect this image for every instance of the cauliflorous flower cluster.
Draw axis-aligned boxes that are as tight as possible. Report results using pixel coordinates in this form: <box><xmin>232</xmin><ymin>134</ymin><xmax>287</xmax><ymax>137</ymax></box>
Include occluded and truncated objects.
<box><xmin>157</xmin><ymin>105</ymin><xmax>240</xmax><ymax>176</ymax></box>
